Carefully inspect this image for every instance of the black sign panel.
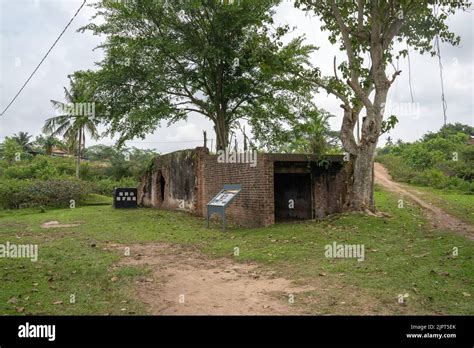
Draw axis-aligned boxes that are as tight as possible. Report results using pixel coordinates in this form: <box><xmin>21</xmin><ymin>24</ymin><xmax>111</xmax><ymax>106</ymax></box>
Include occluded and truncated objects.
<box><xmin>113</xmin><ymin>188</ymin><xmax>138</xmax><ymax>208</ymax></box>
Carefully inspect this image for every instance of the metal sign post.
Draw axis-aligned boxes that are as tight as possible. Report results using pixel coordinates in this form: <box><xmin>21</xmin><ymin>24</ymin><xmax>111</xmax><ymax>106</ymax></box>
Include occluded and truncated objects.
<box><xmin>206</xmin><ymin>184</ymin><xmax>241</xmax><ymax>231</ymax></box>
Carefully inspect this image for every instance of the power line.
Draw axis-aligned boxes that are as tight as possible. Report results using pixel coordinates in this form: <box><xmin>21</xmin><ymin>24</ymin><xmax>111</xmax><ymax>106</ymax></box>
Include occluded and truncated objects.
<box><xmin>406</xmin><ymin>43</ymin><xmax>415</xmax><ymax>103</ymax></box>
<box><xmin>435</xmin><ymin>35</ymin><xmax>448</xmax><ymax>126</ymax></box>
<box><xmin>433</xmin><ymin>4</ymin><xmax>448</xmax><ymax>126</ymax></box>
<box><xmin>0</xmin><ymin>0</ymin><xmax>87</xmax><ymax>117</ymax></box>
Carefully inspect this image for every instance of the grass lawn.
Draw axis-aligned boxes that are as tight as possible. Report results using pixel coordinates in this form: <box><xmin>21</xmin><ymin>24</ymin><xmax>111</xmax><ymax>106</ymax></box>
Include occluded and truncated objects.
<box><xmin>406</xmin><ymin>185</ymin><xmax>474</xmax><ymax>225</ymax></box>
<box><xmin>0</xmin><ymin>189</ymin><xmax>473</xmax><ymax>315</ymax></box>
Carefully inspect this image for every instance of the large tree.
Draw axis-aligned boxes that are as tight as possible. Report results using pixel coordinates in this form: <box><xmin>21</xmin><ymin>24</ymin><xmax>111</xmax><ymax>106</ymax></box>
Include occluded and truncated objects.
<box><xmin>296</xmin><ymin>0</ymin><xmax>468</xmax><ymax>212</ymax></box>
<box><xmin>43</xmin><ymin>76</ymin><xmax>100</xmax><ymax>178</ymax></box>
<box><xmin>78</xmin><ymin>0</ymin><xmax>315</xmax><ymax>149</ymax></box>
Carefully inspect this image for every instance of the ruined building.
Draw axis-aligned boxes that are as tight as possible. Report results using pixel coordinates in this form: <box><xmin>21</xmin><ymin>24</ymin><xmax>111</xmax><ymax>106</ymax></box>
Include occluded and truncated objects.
<box><xmin>137</xmin><ymin>147</ymin><xmax>348</xmax><ymax>227</ymax></box>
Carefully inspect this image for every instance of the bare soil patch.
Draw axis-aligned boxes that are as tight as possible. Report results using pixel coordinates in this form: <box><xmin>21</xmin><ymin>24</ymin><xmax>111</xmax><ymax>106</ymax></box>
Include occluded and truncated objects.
<box><xmin>40</xmin><ymin>221</ymin><xmax>83</xmax><ymax>229</ymax></box>
<box><xmin>374</xmin><ymin>162</ymin><xmax>474</xmax><ymax>240</ymax></box>
<box><xmin>110</xmin><ymin>242</ymin><xmax>402</xmax><ymax>315</ymax></box>
<box><xmin>112</xmin><ymin>243</ymin><xmax>314</xmax><ymax>315</ymax></box>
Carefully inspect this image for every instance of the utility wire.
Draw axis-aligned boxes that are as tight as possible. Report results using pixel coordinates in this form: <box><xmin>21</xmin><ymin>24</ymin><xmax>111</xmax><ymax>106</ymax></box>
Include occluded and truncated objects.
<box><xmin>433</xmin><ymin>4</ymin><xmax>448</xmax><ymax>126</ymax></box>
<box><xmin>0</xmin><ymin>0</ymin><xmax>87</xmax><ymax>117</ymax></box>
<box><xmin>406</xmin><ymin>43</ymin><xmax>415</xmax><ymax>103</ymax></box>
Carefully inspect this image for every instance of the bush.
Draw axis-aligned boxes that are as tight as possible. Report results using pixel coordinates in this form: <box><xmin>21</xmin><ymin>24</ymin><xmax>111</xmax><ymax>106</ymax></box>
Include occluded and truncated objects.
<box><xmin>376</xmin><ymin>155</ymin><xmax>417</xmax><ymax>183</ymax></box>
<box><xmin>3</xmin><ymin>156</ymin><xmax>59</xmax><ymax>180</ymax></box>
<box><xmin>91</xmin><ymin>177</ymin><xmax>138</xmax><ymax>196</ymax></box>
<box><xmin>0</xmin><ymin>179</ymin><xmax>92</xmax><ymax>209</ymax></box>
<box><xmin>411</xmin><ymin>168</ymin><xmax>447</xmax><ymax>189</ymax></box>
<box><xmin>377</xmin><ymin>124</ymin><xmax>473</xmax><ymax>193</ymax></box>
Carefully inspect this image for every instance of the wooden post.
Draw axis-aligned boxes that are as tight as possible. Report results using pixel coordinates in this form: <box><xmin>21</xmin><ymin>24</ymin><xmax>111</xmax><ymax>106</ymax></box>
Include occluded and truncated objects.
<box><xmin>203</xmin><ymin>130</ymin><xmax>207</xmax><ymax>148</ymax></box>
<box><xmin>243</xmin><ymin>126</ymin><xmax>248</xmax><ymax>151</ymax></box>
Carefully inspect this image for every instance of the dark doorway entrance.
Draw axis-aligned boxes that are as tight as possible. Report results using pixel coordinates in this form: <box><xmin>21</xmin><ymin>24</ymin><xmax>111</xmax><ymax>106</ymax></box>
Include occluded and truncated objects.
<box><xmin>155</xmin><ymin>170</ymin><xmax>166</xmax><ymax>206</ymax></box>
<box><xmin>160</xmin><ymin>174</ymin><xmax>166</xmax><ymax>202</ymax></box>
<box><xmin>274</xmin><ymin>173</ymin><xmax>312</xmax><ymax>221</ymax></box>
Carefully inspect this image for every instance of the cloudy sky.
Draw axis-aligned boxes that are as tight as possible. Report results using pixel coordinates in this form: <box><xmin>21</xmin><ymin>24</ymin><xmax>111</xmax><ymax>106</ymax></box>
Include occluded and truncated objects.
<box><xmin>1</xmin><ymin>0</ymin><xmax>472</xmax><ymax>153</ymax></box>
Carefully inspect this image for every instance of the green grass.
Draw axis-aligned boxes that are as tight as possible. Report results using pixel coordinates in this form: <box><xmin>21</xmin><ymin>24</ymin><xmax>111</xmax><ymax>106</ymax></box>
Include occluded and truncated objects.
<box><xmin>79</xmin><ymin>193</ymin><xmax>113</xmax><ymax>206</ymax></box>
<box><xmin>0</xmin><ymin>189</ymin><xmax>473</xmax><ymax>315</ymax></box>
<box><xmin>406</xmin><ymin>185</ymin><xmax>474</xmax><ymax>225</ymax></box>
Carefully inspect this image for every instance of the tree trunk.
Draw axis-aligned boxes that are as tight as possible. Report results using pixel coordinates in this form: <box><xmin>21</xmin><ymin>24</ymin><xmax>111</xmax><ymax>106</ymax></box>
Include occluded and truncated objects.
<box><xmin>214</xmin><ymin>116</ymin><xmax>229</xmax><ymax>151</ymax></box>
<box><xmin>75</xmin><ymin>129</ymin><xmax>81</xmax><ymax>179</ymax></box>
<box><xmin>341</xmin><ymin>94</ymin><xmax>386</xmax><ymax>213</ymax></box>
<box><xmin>347</xmin><ymin>142</ymin><xmax>377</xmax><ymax>211</ymax></box>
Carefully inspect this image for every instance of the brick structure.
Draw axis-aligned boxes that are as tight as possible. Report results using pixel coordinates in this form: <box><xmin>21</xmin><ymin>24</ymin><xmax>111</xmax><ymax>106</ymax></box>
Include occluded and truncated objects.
<box><xmin>138</xmin><ymin>147</ymin><xmax>348</xmax><ymax>227</ymax></box>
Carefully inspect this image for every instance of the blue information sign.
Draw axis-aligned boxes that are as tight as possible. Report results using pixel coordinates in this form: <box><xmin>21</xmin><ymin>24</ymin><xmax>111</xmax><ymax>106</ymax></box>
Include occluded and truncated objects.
<box><xmin>206</xmin><ymin>184</ymin><xmax>241</xmax><ymax>231</ymax></box>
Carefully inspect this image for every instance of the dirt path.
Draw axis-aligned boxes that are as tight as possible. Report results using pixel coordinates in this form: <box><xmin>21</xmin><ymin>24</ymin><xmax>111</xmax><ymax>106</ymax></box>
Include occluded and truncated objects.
<box><xmin>110</xmin><ymin>242</ymin><xmax>398</xmax><ymax>315</ymax></box>
<box><xmin>114</xmin><ymin>243</ymin><xmax>315</xmax><ymax>315</ymax></box>
<box><xmin>374</xmin><ymin>162</ymin><xmax>474</xmax><ymax>240</ymax></box>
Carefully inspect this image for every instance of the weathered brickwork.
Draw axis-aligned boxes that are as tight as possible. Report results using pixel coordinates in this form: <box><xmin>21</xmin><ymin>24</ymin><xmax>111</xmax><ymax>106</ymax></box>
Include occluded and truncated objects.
<box><xmin>138</xmin><ymin>147</ymin><xmax>347</xmax><ymax>227</ymax></box>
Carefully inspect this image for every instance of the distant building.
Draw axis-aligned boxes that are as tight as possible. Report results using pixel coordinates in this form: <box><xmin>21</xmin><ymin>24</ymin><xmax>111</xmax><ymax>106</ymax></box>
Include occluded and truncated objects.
<box><xmin>51</xmin><ymin>146</ymin><xmax>70</xmax><ymax>157</ymax></box>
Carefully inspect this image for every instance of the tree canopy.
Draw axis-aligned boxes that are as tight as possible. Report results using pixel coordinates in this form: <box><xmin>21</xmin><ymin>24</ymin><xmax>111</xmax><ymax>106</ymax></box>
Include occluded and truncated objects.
<box><xmin>78</xmin><ymin>0</ymin><xmax>316</xmax><ymax>149</ymax></box>
<box><xmin>294</xmin><ymin>0</ymin><xmax>469</xmax><ymax>211</ymax></box>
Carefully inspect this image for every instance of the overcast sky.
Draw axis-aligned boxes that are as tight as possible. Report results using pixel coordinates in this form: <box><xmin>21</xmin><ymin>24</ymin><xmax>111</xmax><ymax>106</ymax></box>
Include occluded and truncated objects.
<box><xmin>1</xmin><ymin>0</ymin><xmax>473</xmax><ymax>153</ymax></box>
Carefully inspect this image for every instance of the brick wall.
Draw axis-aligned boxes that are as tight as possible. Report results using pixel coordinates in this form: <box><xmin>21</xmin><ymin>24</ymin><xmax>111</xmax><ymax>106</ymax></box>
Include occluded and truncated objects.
<box><xmin>312</xmin><ymin>163</ymin><xmax>348</xmax><ymax>218</ymax></box>
<box><xmin>139</xmin><ymin>148</ymin><xmax>348</xmax><ymax>227</ymax></box>
<box><xmin>197</xmin><ymin>152</ymin><xmax>274</xmax><ymax>227</ymax></box>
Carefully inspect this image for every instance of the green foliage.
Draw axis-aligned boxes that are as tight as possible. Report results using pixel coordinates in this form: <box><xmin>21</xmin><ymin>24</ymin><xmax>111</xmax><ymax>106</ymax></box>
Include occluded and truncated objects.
<box><xmin>77</xmin><ymin>0</ymin><xmax>316</xmax><ymax>148</ymax></box>
<box><xmin>255</xmin><ymin>107</ymin><xmax>339</xmax><ymax>154</ymax></box>
<box><xmin>43</xmin><ymin>75</ymin><xmax>103</xmax><ymax>179</ymax></box>
<box><xmin>0</xmin><ymin>138</ymin><xmax>23</xmax><ymax>164</ymax></box>
<box><xmin>381</xmin><ymin>115</ymin><xmax>399</xmax><ymax>135</ymax></box>
<box><xmin>377</xmin><ymin>123</ymin><xmax>473</xmax><ymax>192</ymax></box>
<box><xmin>83</xmin><ymin>145</ymin><xmax>158</xmax><ymax>180</ymax></box>
<box><xmin>0</xmin><ymin>179</ymin><xmax>91</xmax><ymax>209</ymax></box>
<box><xmin>83</xmin><ymin>144</ymin><xmax>118</xmax><ymax>161</ymax></box>
<box><xmin>10</xmin><ymin>132</ymin><xmax>34</xmax><ymax>152</ymax></box>
<box><xmin>92</xmin><ymin>177</ymin><xmax>138</xmax><ymax>196</ymax></box>
<box><xmin>3</xmin><ymin>156</ymin><xmax>59</xmax><ymax>180</ymax></box>
<box><xmin>33</xmin><ymin>134</ymin><xmax>65</xmax><ymax>155</ymax></box>
<box><xmin>0</xmin><ymin>142</ymin><xmax>152</xmax><ymax>208</ymax></box>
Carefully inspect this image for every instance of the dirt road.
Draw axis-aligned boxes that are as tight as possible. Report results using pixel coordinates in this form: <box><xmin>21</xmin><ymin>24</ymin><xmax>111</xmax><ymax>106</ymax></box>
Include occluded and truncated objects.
<box><xmin>374</xmin><ymin>162</ymin><xmax>474</xmax><ymax>240</ymax></box>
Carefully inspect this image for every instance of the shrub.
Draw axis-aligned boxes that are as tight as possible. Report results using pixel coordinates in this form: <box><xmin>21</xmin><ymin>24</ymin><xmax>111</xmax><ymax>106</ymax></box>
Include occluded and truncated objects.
<box><xmin>377</xmin><ymin>123</ymin><xmax>472</xmax><ymax>193</ymax></box>
<box><xmin>0</xmin><ymin>179</ymin><xmax>91</xmax><ymax>209</ymax></box>
<box><xmin>3</xmin><ymin>156</ymin><xmax>59</xmax><ymax>180</ymax></box>
<box><xmin>376</xmin><ymin>155</ymin><xmax>417</xmax><ymax>183</ymax></box>
<box><xmin>410</xmin><ymin>168</ymin><xmax>447</xmax><ymax>189</ymax></box>
<box><xmin>91</xmin><ymin>177</ymin><xmax>138</xmax><ymax>196</ymax></box>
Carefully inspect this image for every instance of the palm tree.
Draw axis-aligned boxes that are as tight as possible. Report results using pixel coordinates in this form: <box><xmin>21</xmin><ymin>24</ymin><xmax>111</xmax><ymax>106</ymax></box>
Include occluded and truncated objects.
<box><xmin>43</xmin><ymin>76</ymin><xmax>100</xmax><ymax>178</ymax></box>
<box><xmin>11</xmin><ymin>131</ymin><xmax>33</xmax><ymax>152</ymax></box>
<box><xmin>304</xmin><ymin>110</ymin><xmax>335</xmax><ymax>154</ymax></box>
<box><xmin>286</xmin><ymin>108</ymin><xmax>336</xmax><ymax>154</ymax></box>
<box><xmin>34</xmin><ymin>134</ymin><xmax>64</xmax><ymax>156</ymax></box>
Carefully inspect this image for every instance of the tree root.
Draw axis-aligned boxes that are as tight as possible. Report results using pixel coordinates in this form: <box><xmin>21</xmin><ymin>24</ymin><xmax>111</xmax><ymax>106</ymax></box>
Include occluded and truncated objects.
<box><xmin>363</xmin><ymin>209</ymin><xmax>392</xmax><ymax>218</ymax></box>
